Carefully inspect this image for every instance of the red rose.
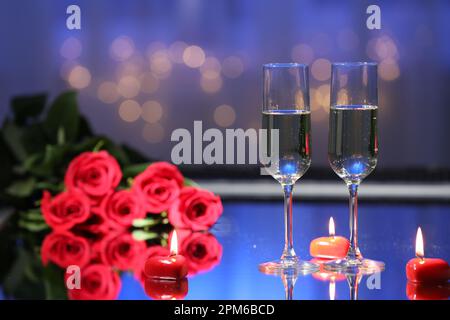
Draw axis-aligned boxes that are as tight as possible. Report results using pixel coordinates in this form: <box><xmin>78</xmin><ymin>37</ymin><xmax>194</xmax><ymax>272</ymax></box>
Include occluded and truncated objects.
<box><xmin>134</xmin><ymin>245</ymin><xmax>170</xmax><ymax>283</ymax></box>
<box><xmin>41</xmin><ymin>231</ymin><xmax>90</xmax><ymax>268</ymax></box>
<box><xmin>132</xmin><ymin>162</ymin><xmax>184</xmax><ymax>213</ymax></box>
<box><xmin>99</xmin><ymin>232</ymin><xmax>147</xmax><ymax>271</ymax></box>
<box><xmin>41</xmin><ymin>190</ymin><xmax>90</xmax><ymax>231</ymax></box>
<box><xmin>101</xmin><ymin>190</ymin><xmax>146</xmax><ymax>228</ymax></box>
<box><xmin>168</xmin><ymin>187</ymin><xmax>223</xmax><ymax>231</ymax></box>
<box><xmin>64</xmin><ymin>151</ymin><xmax>122</xmax><ymax>205</ymax></box>
<box><xmin>172</xmin><ymin>230</ymin><xmax>223</xmax><ymax>275</ymax></box>
<box><xmin>67</xmin><ymin>264</ymin><xmax>121</xmax><ymax>300</ymax></box>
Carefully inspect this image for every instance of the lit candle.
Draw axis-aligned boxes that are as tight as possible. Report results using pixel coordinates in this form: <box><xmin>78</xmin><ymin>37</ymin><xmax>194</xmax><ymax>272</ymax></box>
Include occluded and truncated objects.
<box><xmin>144</xmin><ymin>278</ymin><xmax>188</xmax><ymax>300</ymax></box>
<box><xmin>144</xmin><ymin>230</ymin><xmax>188</xmax><ymax>280</ymax></box>
<box><xmin>310</xmin><ymin>217</ymin><xmax>350</xmax><ymax>259</ymax></box>
<box><xmin>406</xmin><ymin>227</ymin><xmax>450</xmax><ymax>283</ymax></box>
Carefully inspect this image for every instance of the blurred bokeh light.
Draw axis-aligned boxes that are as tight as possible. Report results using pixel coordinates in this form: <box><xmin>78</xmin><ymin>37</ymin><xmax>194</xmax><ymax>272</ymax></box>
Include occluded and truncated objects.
<box><xmin>1</xmin><ymin>0</ymin><xmax>449</xmax><ymax>170</ymax></box>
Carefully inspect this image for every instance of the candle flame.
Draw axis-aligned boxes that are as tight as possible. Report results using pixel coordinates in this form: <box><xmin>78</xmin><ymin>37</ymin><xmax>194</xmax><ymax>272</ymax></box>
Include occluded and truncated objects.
<box><xmin>415</xmin><ymin>227</ymin><xmax>424</xmax><ymax>258</ymax></box>
<box><xmin>170</xmin><ymin>230</ymin><xmax>178</xmax><ymax>255</ymax></box>
<box><xmin>329</xmin><ymin>217</ymin><xmax>335</xmax><ymax>237</ymax></box>
<box><xmin>329</xmin><ymin>281</ymin><xmax>336</xmax><ymax>300</ymax></box>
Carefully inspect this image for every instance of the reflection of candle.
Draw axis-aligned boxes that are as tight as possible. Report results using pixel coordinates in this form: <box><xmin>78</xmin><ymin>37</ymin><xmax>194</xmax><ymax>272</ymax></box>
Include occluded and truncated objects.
<box><xmin>311</xmin><ymin>258</ymin><xmax>346</xmax><ymax>282</ymax></box>
<box><xmin>406</xmin><ymin>227</ymin><xmax>450</xmax><ymax>283</ymax></box>
<box><xmin>406</xmin><ymin>281</ymin><xmax>450</xmax><ymax>300</ymax></box>
<box><xmin>144</xmin><ymin>278</ymin><xmax>188</xmax><ymax>300</ymax></box>
<box><xmin>144</xmin><ymin>230</ymin><xmax>188</xmax><ymax>280</ymax></box>
<box><xmin>310</xmin><ymin>217</ymin><xmax>350</xmax><ymax>259</ymax></box>
<box><xmin>329</xmin><ymin>281</ymin><xmax>336</xmax><ymax>300</ymax></box>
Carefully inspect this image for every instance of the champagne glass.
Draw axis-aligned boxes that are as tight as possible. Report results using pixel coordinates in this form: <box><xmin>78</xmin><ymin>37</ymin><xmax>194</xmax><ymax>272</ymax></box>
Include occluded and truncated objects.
<box><xmin>259</xmin><ymin>63</ymin><xmax>318</xmax><ymax>274</ymax></box>
<box><xmin>324</xmin><ymin>62</ymin><xmax>384</xmax><ymax>274</ymax></box>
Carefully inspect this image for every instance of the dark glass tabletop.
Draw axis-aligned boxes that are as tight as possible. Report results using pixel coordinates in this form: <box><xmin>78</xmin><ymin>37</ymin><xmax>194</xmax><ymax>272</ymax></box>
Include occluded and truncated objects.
<box><xmin>1</xmin><ymin>200</ymin><xmax>449</xmax><ymax>300</ymax></box>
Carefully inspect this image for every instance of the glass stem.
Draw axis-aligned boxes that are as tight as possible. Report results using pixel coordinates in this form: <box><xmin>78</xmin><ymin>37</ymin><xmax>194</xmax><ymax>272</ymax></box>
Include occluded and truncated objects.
<box><xmin>283</xmin><ymin>275</ymin><xmax>296</xmax><ymax>300</ymax></box>
<box><xmin>281</xmin><ymin>184</ymin><xmax>296</xmax><ymax>261</ymax></box>
<box><xmin>348</xmin><ymin>184</ymin><xmax>361</xmax><ymax>260</ymax></box>
<box><xmin>347</xmin><ymin>274</ymin><xmax>360</xmax><ymax>301</ymax></box>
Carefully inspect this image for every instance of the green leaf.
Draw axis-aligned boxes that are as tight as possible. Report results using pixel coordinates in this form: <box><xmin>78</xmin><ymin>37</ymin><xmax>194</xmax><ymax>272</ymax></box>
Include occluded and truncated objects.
<box><xmin>40</xmin><ymin>144</ymin><xmax>67</xmax><ymax>174</ymax></box>
<box><xmin>132</xmin><ymin>217</ymin><xmax>160</xmax><ymax>228</ymax></box>
<box><xmin>0</xmin><ymin>132</ymin><xmax>15</xmax><ymax>189</ymax></box>
<box><xmin>2</xmin><ymin>121</ymin><xmax>48</xmax><ymax>163</ymax></box>
<box><xmin>18</xmin><ymin>220</ymin><xmax>49</xmax><ymax>232</ymax></box>
<box><xmin>44</xmin><ymin>91</ymin><xmax>79</xmax><ymax>143</ymax></box>
<box><xmin>78</xmin><ymin>115</ymin><xmax>93</xmax><ymax>138</ymax></box>
<box><xmin>11</xmin><ymin>93</ymin><xmax>47</xmax><ymax>124</ymax></box>
<box><xmin>24</xmin><ymin>144</ymin><xmax>68</xmax><ymax>178</ymax></box>
<box><xmin>6</xmin><ymin>177</ymin><xmax>36</xmax><ymax>198</ymax></box>
<box><xmin>184</xmin><ymin>177</ymin><xmax>199</xmax><ymax>187</ymax></box>
<box><xmin>43</xmin><ymin>263</ymin><xmax>67</xmax><ymax>300</ymax></box>
<box><xmin>71</xmin><ymin>136</ymin><xmax>130</xmax><ymax>165</ymax></box>
<box><xmin>2</xmin><ymin>121</ymin><xmax>28</xmax><ymax>161</ymax></box>
<box><xmin>57</xmin><ymin>127</ymin><xmax>65</xmax><ymax>145</ymax></box>
<box><xmin>123</xmin><ymin>163</ymin><xmax>151</xmax><ymax>178</ymax></box>
<box><xmin>20</xmin><ymin>209</ymin><xmax>44</xmax><ymax>222</ymax></box>
<box><xmin>121</xmin><ymin>144</ymin><xmax>151</xmax><ymax>163</ymax></box>
<box><xmin>20</xmin><ymin>123</ymin><xmax>48</xmax><ymax>155</ymax></box>
<box><xmin>92</xmin><ymin>139</ymin><xmax>105</xmax><ymax>152</ymax></box>
<box><xmin>35</xmin><ymin>181</ymin><xmax>64</xmax><ymax>192</ymax></box>
<box><xmin>2</xmin><ymin>248</ymin><xmax>30</xmax><ymax>294</ymax></box>
<box><xmin>132</xmin><ymin>230</ymin><xmax>159</xmax><ymax>241</ymax></box>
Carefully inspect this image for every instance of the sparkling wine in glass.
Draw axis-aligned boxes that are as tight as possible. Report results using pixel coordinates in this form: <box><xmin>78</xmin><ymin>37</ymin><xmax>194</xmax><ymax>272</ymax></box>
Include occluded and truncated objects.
<box><xmin>259</xmin><ymin>63</ymin><xmax>318</xmax><ymax>275</ymax></box>
<box><xmin>324</xmin><ymin>62</ymin><xmax>384</xmax><ymax>274</ymax></box>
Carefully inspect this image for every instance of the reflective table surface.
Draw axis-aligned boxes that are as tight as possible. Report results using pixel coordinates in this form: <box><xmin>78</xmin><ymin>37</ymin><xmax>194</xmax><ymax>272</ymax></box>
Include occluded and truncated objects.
<box><xmin>1</xmin><ymin>200</ymin><xmax>449</xmax><ymax>300</ymax></box>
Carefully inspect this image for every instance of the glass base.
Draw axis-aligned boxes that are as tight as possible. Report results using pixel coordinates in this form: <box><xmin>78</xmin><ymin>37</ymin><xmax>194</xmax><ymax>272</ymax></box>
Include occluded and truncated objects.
<box><xmin>323</xmin><ymin>257</ymin><xmax>385</xmax><ymax>275</ymax></box>
<box><xmin>259</xmin><ymin>258</ymin><xmax>319</xmax><ymax>276</ymax></box>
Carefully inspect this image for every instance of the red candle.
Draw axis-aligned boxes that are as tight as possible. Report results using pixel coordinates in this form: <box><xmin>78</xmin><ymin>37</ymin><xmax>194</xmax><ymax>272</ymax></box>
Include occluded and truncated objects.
<box><xmin>406</xmin><ymin>281</ymin><xmax>450</xmax><ymax>300</ymax></box>
<box><xmin>144</xmin><ymin>278</ymin><xmax>188</xmax><ymax>300</ymax></box>
<box><xmin>406</xmin><ymin>227</ymin><xmax>450</xmax><ymax>283</ymax></box>
<box><xmin>144</xmin><ymin>230</ymin><xmax>188</xmax><ymax>280</ymax></box>
<box><xmin>310</xmin><ymin>217</ymin><xmax>350</xmax><ymax>259</ymax></box>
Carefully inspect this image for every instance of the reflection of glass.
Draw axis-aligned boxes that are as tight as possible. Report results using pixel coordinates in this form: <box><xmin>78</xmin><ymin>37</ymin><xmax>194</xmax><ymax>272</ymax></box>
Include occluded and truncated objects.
<box><xmin>325</xmin><ymin>62</ymin><xmax>384</xmax><ymax>274</ymax></box>
<box><xmin>260</xmin><ymin>63</ymin><xmax>318</xmax><ymax>275</ymax></box>
<box><xmin>281</xmin><ymin>272</ymin><xmax>297</xmax><ymax>300</ymax></box>
<box><xmin>347</xmin><ymin>273</ymin><xmax>362</xmax><ymax>301</ymax></box>
<box><xmin>260</xmin><ymin>269</ymin><xmax>299</xmax><ymax>300</ymax></box>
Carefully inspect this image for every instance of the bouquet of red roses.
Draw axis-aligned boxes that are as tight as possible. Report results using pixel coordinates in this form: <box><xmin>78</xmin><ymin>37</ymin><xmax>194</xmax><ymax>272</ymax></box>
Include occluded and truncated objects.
<box><xmin>41</xmin><ymin>151</ymin><xmax>223</xmax><ymax>232</ymax></box>
<box><xmin>40</xmin><ymin>151</ymin><xmax>223</xmax><ymax>300</ymax></box>
<box><xmin>0</xmin><ymin>91</ymin><xmax>223</xmax><ymax>300</ymax></box>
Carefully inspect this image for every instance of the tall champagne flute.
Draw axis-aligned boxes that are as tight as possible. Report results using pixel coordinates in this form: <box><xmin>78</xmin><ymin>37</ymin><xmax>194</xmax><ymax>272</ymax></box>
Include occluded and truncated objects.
<box><xmin>324</xmin><ymin>62</ymin><xmax>384</xmax><ymax>273</ymax></box>
<box><xmin>259</xmin><ymin>63</ymin><xmax>318</xmax><ymax>274</ymax></box>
